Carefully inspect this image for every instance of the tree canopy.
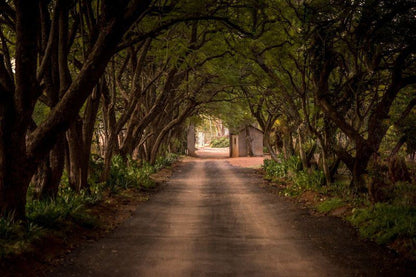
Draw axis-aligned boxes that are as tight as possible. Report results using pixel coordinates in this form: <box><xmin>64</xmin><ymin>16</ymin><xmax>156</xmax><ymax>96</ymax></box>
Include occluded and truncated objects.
<box><xmin>1</xmin><ymin>0</ymin><xmax>416</xmax><ymax>220</ymax></box>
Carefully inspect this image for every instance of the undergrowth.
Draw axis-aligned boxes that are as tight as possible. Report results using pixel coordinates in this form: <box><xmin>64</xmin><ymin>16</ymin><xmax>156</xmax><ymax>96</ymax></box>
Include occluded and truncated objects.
<box><xmin>263</xmin><ymin>155</ymin><xmax>416</xmax><ymax>260</ymax></box>
<box><xmin>0</xmin><ymin>213</ymin><xmax>44</xmax><ymax>257</ymax></box>
<box><xmin>0</xmin><ymin>153</ymin><xmax>179</xmax><ymax>259</ymax></box>
<box><xmin>109</xmin><ymin>155</ymin><xmax>153</xmax><ymax>191</ymax></box>
<box><xmin>155</xmin><ymin>153</ymin><xmax>178</xmax><ymax>171</ymax></box>
<box><xmin>349</xmin><ymin>204</ymin><xmax>416</xmax><ymax>245</ymax></box>
<box><xmin>109</xmin><ymin>153</ymin><xmax>178</xmax><ymax>192</ymax></box>
<box><xmin>263</xmin><ymin>155</ymin><xmax>324</xmax><ymax>197</ymax></box>
<box><xmin>26</xmin><ymin>189</ymin><xmax>101</xmax><ymax>230</ymax></box>
<box><xmin>1</xmin><ymin>188</ymin><xmax>102</xmax><ymax>258</ymax></box>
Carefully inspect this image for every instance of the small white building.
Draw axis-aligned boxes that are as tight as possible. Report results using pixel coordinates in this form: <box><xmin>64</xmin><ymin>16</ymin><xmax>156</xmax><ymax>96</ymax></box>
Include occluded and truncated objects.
<box><xmin>230</xmin><ymin>125</ymin><xmax>264</xmax><ymax>157</ymax></box>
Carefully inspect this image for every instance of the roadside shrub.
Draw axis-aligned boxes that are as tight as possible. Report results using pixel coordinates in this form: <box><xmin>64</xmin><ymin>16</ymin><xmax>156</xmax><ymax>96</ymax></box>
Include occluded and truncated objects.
<box><xmin>108</xmin><ymin>154</ymin><xmax>178</xmax><ymax>191</ymax></box>
<box><xmin>59</xmin><ymin>184</ymin><xmax>102</xmax><ymax>206</ymax></box>
<box><xmin>292</xmin><ymin>170</ymin><xmax>324</xmax><ymax>190</ymax></box>
<box><xmin>393</xmin><ymin>181</ymin><xmax>416</xmax><ymax>206</ymax></box>
<box><xmin>27</xmin><ymin>196</ymin><xmax>92</xmax><ymax>230</ymax></box>
<box><xmin>263</xmin><ymin>159</ymin><xmax>288</xmax><ymax>179</ymax></box>
<box><xmin>348</xmin><ymin>203</ymin><xmax>416</xmax><ymax>244</ymax></box>
<box><xmin>136</xmin><ymin>162</ymin><xmax>155</xmax><ymax>189</ymax></box>
<box><xmin>108</xmin><ymin>155</ymin><xmax>144</xmax><ymax>190</ymax></box>
<box><xmin>69</xmin><ymin>210</ymin><xmax>99</xmax><ymax>229</ymax></box>
<box><xmin>89</xmin><ymin>154</ymin><xmax>104</xmax><ymax>185</ymax></box>
<box><xmin>263</xmin><ymin>155</ymin><xmax>315</xmax><ymax>182</ymax></box>
<box><xmin>2</xmin><ymin>152</ymin><xmax>179</xmax><ymax>258</ymax></box>
<box><xmin>210</xmin><ymin>137</ymin><xmax>229</xmax><ymax>148</ymax></box>
<box><xmin>1</xmin><ymin>176</ymin><xmax>105</xmax><ymax>257</ymax></box>
<box><xmin>0</xmin><ymin>213</ymin><xmax>22</xmax><ymax>241</ymax></box>
<box><xmin>318</xmin><ymin>180</ymin><xmax>348</xmax><ymax>196</ymax></box>
<box><xmin>286</xmin><ymin>155</ymin><xmax>302</xmax><ymax>173</ymax></box>
<box><xmin>154</xmin><ymin>153</ymin><xmax>178</xmax><ymax>171</ymax></box>
<box><xmin>26</xmin><ymin>187</ymin><xmax>101</xmax><ymax>230</ymax></box>
<box><xmin>27</xmin><ymin>199</ymin><xmax>74</xmax><ymax>229</ymax></box>
<box><xmin>108</xmin><ymin>155</ymin><xmax>135</xmax><ymax>190</ymax></box>
<box><xmin>0</xmin><ymin>213</ymin><xmax>44</xmax><ymax>258</ymax></box>
<box><xmin>263</xmin><ymin>156</ymin><xmax>324</xmax><ymax>197</ymax></box>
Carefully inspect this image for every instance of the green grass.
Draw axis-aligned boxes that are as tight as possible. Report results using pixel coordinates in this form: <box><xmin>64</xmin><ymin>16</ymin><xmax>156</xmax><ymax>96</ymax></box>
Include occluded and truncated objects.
<box><xmin>108</xmin><ymin>154</ymin><xmax>179</xmax><ymax>191</ymax></box>
<box><xmin>263</xmin><ymin>155</ymin><xmax>416</xmax><ymax>260</ymax></box>
<box><xmin>1</xmin><ymin>193</ymin><xmax>99</xmax><ymax>258</ymax></box>
<box><xmin>263</xmin><ymin>157</ymin><xmax>324</xmax><ymax>197</ymax></box>
<box><xmin>154</xmin><ymin>153</ymin><xmax>179</xmax><ymax>170</ymax></box>
<box><xmin>317</xmin><ymin>198</ymin><xmax>346</xmax><ymax>213</ymax></box>
<box><xmin>0</xmin><ymin>213</ymin><xmax>45</xmax><ymax>257</ymax></box>
<box><xmin>348</xmin><ymin>203</ymin><xmax>416</xmax><ymax>245</ymax></box>
<box><xmin>26</xmin><ymin>183</ymin><xmax>103</xmax><ymax>229</ymax></box>
<box><xmin>263</xmin><ymin>158</ymin><xmax>289</xmax><ymax>180</ymax></box>
<box><xmin>1</xmin><ymin>153</ymin><xmax>180</xmax><ymax>259</ymax></box>
<box><xmin>292</xmin><ymin>170</ymin><xmax>324</xmax><ymax>190</ymax></box>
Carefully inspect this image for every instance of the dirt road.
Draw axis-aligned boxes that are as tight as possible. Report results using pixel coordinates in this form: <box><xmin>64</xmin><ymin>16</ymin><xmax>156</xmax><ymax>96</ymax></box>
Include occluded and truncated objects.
<box><xmin>51</xmin><ymin>151</ymin><xmax>415</xmax><ymax>276</ymax></box>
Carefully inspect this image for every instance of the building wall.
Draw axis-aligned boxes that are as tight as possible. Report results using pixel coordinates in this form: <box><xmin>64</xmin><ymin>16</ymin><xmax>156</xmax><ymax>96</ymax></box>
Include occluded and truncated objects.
<box><xmin>229</xmin><ymin>126</ymin><xmax>264</xmax><ymax>157</ymax></box>
<box><xmin>250</xmin><ymin>128</ymin><xmax>264</xmax><ymax>156</ymax></box>
<box><xmin>238</xmin><ymin>133</ymin><xmax>247</xmax><ymax>157</ymax></box>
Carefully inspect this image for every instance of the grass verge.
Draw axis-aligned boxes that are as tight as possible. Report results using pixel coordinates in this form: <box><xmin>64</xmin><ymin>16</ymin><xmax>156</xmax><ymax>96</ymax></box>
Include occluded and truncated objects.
<box><xmin>0</xmin><ymin>154</ymin><xmax>179</xmax><ymax>272</ymax></box>
<box><xmin>262</xmin><ymin>157</ymin><xmax>416</xmax><ymax>261</ymax></box>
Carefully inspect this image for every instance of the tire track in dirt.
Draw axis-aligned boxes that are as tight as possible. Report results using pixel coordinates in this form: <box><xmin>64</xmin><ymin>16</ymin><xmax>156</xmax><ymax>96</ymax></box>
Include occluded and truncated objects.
<box><xmin>52</xmin><ymin>161</ymin><xmax>203</xmax><ymax>276</ymax></box>
<box><xmin>189</xmin><ymin>161</ymin><xmax>257</xmax><ymax>275</ymax></box>
<box><xmin>190</xmin><ymin>160</ymin><xmax>345</xmax><ymax>276</ymax></box>
<box><xmin>129</xmin><ymin>160</ymin><xmax>206</xmax><ymax>276</ymax></box>
<box><xmin>50</xmin><ymin>156</ymin><xmax>416</xmax><ymax>276</ymax></box>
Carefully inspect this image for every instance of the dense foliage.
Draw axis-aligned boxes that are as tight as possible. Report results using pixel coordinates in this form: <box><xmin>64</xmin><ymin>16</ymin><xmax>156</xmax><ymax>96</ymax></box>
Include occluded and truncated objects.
<box><xmin>210</xmin><ymin>137</ymin><xmax>230</xmax><ymax>148</ymax></box>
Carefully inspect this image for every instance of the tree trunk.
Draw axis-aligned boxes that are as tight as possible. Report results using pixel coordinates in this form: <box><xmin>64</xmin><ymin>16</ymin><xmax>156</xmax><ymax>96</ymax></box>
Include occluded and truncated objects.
<box><xmin>282</xmin><ymin>132</ymin><xmax>294</xmax><ymax>159</ymax></box>
<box><xmin>0</xmin><ymin>172</ymin><xmax>32</xmax><ymax>219</ymax></box>
<box><xmin>306</xmin><ymin>143</ymin><xmax>317</xmax><ymax>167</ymax></box>
<box><xmin>187</xmin><ymin>123</ymin><xmax>196</xmax><ymax>157</ymax></box>
<box><xmin>0</xmin><ymin>132</ymin><xmax>34</xmax><ymax>219</ymax></box>
<box><xmin>101</xmin><ymin>80</ymin><xmax>118</xmax><ymax>181</ymax></box>
<box><xmin>0</xmin><ymin>0</ymin><xmax>153</xmax><ymax>219</ymax></box>
<box><xmin>102</xmin><ymin>134</ymin><xmax>118</xmax><ymax>181</ymax></box>
<box><xmin>246</xmin><ymin>126</ymin><xmax>255</xmax><ymax>157</ymax></box>
<box><xmin>350</xmin><ymin>146</ymin><xmax>373</xmax><ymax>193</ymax></box>
<box><xmin>0</xmin><ymin>0</ymin><xmax>40</xmax><ymax>219</ymax></box>
<box><xmin>329</xmin><ymin>158</ymin><xmax>341</xmax><ymax>180</ymax></box>
<box><xmin>79</xmin><ymin>87</ymin><xmax>102</xmax><ymax>190</ymax></box>
<box><xmin>390</xmin><ymin>135</ymin><xmax>406</xmax><ymax>158</ymax></box>
<box><xmin>297</xmin><ymin>127</ymin><xmax>308</xmax><ymax>170</ymax></box>
<box><xmin>38</xmin><ymin>134</ymin><xmax>65</xmax><ymax>199</ymax></box>
<box><xmin>149</xmin><ymin>106</ymin><xmax>193</xmax><ymax>165</ymax></box>
<box><xmin>264</xmin><ymin>131</ymin><xmax>278</xmax><ymax>161</ymax></box>
<box><xmin>66</xmin><ymin>87</ymin><xmax>101</xmax><ymax>190</ymax></box>
<box><xmin>320</xmin><ymin>145</ymin><xmax>331</xmax><ymax>185</ymax></box>
<box><xmin>67</xmin><ymin>121</ymin><xmax>83</xmax><ymax>191</ymax></box>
